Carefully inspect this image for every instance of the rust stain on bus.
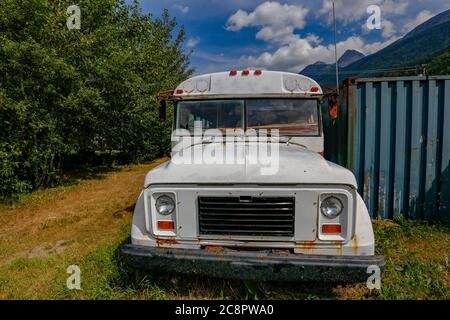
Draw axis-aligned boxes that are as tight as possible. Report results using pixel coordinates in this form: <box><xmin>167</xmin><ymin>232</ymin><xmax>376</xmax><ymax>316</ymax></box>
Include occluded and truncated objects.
<box><xmin>156</xmin><ymin>237</ymin><xmax>179</xmax><ymax>246</ymax></box>
<box><xmin>204</xmin><ymin>245</ymin><xmax>223</xmax><ymax>251</ymax></box>
<box><xmin>351</xmin><ymin>235</ymin><xmax>359</xmax><ymax>255</ymax></box>
<box><xmin>296</xmin><ymin>240</ymin><xmax>317</xmax><ymax>253</ymax></box>
<box><xmin>331</xmin><ymin>240</ymin><xmax>343</xmax><ymax>255</ymax></box>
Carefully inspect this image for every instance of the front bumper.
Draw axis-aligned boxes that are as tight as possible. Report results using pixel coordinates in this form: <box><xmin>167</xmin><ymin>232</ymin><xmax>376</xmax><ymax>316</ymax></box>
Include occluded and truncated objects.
<box><xmin>121</xmin><ymin>244</ymin><xmax>385</xmax><ymax>282</ymax></box>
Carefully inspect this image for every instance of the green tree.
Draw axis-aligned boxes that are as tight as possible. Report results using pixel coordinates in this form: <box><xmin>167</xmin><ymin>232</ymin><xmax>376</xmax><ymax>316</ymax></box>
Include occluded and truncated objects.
<box><xmin>428</xmin><ymin>48</ymin><xmax>450</xmax><ymax>75</ymax></box>
<box><xmin>0</xmin><ymin>0</ymin><xmax>192</xmax><ymax>199</ymax></box>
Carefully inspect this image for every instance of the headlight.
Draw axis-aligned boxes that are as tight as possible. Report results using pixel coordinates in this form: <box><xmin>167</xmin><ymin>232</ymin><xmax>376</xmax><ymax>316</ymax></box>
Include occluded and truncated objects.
<box><xmin>155</xmin><ymin>195</ymin><xmax>175</xmax><ymax>215</ymax></box>
<box><xmin>320</xmin><ymin>196</ymin><xmax>343</xmax><ymax>219</ymax></box>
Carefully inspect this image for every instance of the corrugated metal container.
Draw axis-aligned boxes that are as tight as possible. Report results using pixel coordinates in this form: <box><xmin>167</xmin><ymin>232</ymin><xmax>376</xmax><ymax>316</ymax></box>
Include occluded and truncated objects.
<box><xmin>323</xmin><ymin>75</ymin><xmax>450</xmax><ymax>220</ymax></box>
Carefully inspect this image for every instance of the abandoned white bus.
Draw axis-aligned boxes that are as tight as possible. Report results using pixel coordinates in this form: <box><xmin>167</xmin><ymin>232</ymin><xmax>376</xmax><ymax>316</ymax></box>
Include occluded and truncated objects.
<box><xmin>121</xmin><ymin>70</ymin><xmax>385</xmax><ymax>281</ymax></box>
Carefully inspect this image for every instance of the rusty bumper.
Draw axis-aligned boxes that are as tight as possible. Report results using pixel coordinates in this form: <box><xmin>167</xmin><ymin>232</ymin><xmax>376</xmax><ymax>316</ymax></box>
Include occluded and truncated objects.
<box><xmin>121</xmin><ymin>245</ymin><xmax>385</xmax><ymax>282</ymax></box>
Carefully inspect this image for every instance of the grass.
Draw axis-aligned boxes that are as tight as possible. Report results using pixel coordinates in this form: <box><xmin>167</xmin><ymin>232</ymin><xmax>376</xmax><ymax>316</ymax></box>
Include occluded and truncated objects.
<box><xmin>373</xmin><ymin>217</ymin><xmax>450</xmax><ymax>299</ymax></box>
<box><xmin>0</xmin><ymin>160</ymin><xmax>448</xmax><ymax>300</ymax></box>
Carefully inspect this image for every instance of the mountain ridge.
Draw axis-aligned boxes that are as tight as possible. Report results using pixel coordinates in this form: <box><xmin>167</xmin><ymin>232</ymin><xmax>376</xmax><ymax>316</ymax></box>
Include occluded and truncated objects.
<box><xmin>300</xmin><ymin>49</ymin><xmax>365</xmax><ymax>79</ymax></box>
<box><xmin>337</xmin><ymin>49</ymin><xmax>365</xmax><ymax>68</ymax></box>
<box><xmin>300</xmin><ymin>9</ymin><xmax>450</xmax><ymax>86</ymax></box>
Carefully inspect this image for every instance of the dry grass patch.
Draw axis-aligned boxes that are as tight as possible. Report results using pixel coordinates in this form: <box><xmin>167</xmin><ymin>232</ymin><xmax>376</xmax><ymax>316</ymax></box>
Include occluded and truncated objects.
<box><xmin>0</xmin><ymin>160</ymin><xmax>166</xmax><ymax>299</ymax></box>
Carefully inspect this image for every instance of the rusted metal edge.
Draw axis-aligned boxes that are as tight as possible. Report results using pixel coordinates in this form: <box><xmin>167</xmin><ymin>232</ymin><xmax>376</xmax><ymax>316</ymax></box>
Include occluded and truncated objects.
<box><xmin>121</xmin><ymin>244</ymin><xmax>385</xmax><ymax>282</ymax></box>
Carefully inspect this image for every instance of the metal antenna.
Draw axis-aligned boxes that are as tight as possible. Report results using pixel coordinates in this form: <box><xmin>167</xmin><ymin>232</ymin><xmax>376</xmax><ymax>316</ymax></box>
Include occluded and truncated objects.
<box><xmin>332</xmin><ymin>2</ymin><xmax>339</xmax><ymax>95</ymax></box>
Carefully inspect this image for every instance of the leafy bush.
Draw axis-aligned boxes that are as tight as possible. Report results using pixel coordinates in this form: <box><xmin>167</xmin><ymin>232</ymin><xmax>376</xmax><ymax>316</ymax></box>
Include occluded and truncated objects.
<box><xmin>0</xmin><ymin>0</ymin><xmax>192</xmax><ymax>199</ymax></box>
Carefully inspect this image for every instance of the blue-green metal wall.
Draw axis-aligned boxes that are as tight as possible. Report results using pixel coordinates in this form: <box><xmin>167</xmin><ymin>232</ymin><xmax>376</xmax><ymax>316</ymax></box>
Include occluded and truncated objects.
<box><xmin>323</xmin><ymin>75</ymin><xmax>450</xmax><ymax>220</ymax></box>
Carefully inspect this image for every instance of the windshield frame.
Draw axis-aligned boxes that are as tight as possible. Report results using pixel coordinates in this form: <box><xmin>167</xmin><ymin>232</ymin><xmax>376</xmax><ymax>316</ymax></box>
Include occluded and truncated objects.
<box><xmin>173</xmin><ymin>97</ymin><xmax>323</xmax><ymax>137</ymax></box>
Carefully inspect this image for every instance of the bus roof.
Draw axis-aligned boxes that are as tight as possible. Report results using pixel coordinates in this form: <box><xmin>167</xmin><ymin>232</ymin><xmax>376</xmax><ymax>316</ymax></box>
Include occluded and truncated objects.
<box><xmin>173</xmin><ymin>70</ymin><xmax>323</xmax><ymax>99</ymax></box>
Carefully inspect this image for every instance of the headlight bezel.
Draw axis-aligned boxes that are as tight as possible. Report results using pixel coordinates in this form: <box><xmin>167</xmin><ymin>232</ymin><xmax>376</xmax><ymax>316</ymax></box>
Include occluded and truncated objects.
<box><xmin>320</xmin><ymin>196</ymin><xmax>344</xmax><ymax>219</ymax></box>
<box><xmin>155</xmin><ymin>194</ymin><xmax>176</xmax><ymax>215</ymax></box>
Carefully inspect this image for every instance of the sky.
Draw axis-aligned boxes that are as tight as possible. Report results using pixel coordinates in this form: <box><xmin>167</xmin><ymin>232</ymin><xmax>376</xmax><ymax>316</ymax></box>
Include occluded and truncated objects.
<box><xmin>138</xmin><ymin>0</ymin><xmax>450</xmax><ymax>74</ymax></box>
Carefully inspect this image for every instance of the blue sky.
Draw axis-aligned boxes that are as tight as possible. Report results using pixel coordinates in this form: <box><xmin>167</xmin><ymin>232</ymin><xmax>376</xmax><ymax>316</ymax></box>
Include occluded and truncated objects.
<box><xmin>138</xmin><ymin>0</ymin><xmax>450</xmax><ymax>74</ymax></box>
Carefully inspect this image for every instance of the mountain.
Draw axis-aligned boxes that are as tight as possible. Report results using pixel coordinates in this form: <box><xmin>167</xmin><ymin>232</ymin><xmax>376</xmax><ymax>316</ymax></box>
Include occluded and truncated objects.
<box><xmin>300</xmin><ymin>49</ymin><xmax>364</xmax><ymax>80</ymax></box>
<box><xmin>301</xmin><ymin>9</ymin><xmax>450</xmax><ymax>87</ymax></box>
<box><xmin>337</xmin><ymin>49</ymin><xmax>365</xmax><ymax>67</ymax></box>
<box><xmin>404</xmin><ymin>9</ymin><xmax>450</xmax><ymax>39</ymax></box>
<box><xmin>346</xmin><ymin>18</ymin><xmax>450</xmax><ymax>72</ymax></box>
<box><xmin>300</xmin><ymin>61</ymin><xmax>332</xmax><ymax>79</ymax></box>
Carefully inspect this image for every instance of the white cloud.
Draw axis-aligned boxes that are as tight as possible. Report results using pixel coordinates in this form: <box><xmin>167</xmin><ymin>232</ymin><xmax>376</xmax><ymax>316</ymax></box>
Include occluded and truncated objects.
<box><xmin>226</xmin><ymin>2</ymin><xmax>309</xmax><ymax>43</ymax></box>
<box><xmin>381</xmin><ymin>19</ymin><xmax>396</xmax><ymax>38</ymax></box>
<box><xmin>403</xmin><ymin>10</ymin><xmax>434</xmax><ymax>33</ymax></box>
<box><xmin>225</xmin><ymin>1</ymin><xmax>401</xmax><ymax>72</ymax></box>
<box><xmin>381</xmin><ymin>0</ymin><xmax>409</xmax><ymax>16</ymax></box>
<box><xmin>189</xmin><ymin>0</ymin><xmax>450</xmax><ymax>74</ymax></box>
<box><xmin>186</xmin><ymin>37</ymin><xmax>200</xmax><ymax>49</ymax></box>
<box><xmin>318</xmin><ymin>0</ymin><xmax>408</xmax><ymax>24</ymax></box>
<box><xmin>360</xmin><ymin>35</ymin><xmax>399</xmax><ymax>54</ymax></box>
<box><xmin>238</xmin><ymin>34</ymin><xmax>400</xmax><ymax>72</ymax></box>
<box><xmin>174</xmin><ymin>4</ymin><xmax>189</xmax><ymax>15</ymax></box>
<box><xmin>360</xmin><ymin>16</ymin><xmax>400</xmax><ymax>38</ymax></box>
<box><xmin>305</xmin><ymin>33</ymin><xmax>323</xmax><ymax>45</ymax></box>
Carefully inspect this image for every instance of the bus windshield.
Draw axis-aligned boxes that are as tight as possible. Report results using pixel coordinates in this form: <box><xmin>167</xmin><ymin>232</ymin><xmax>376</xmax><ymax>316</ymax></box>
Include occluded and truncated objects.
<box><xmin>176</xmin><ymin>99</ymin><xmax>319</xmax><ymax>136</ymax></box>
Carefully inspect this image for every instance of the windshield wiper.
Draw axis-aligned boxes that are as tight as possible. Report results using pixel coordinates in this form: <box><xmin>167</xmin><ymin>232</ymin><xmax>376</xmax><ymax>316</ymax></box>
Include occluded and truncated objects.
<box><xmin>177</xmin><ymin>136</ymin><xmax>223</xmax><ymax>150</ymax></box>
<box><xmin>175</xmin><ymin>134</ymin><xmax>308</xmax><ymax>152</ymax></box>
<box><xmin>264</xmin><ymin>134</ymin><xmax>308</xmax><ymax>149</ymax></box>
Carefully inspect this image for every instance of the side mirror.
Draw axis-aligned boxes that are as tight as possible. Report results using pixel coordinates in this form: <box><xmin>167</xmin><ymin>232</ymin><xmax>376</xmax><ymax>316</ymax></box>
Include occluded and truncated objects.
<box><xmin>158</xmin><ymin>98</ymin><xmax>167</xmax><ymax>123</ymax></box>
<box><xmin>327</xmin><ymin>94</ymin><xmax>338</xmax><ymax>119</ymax></box>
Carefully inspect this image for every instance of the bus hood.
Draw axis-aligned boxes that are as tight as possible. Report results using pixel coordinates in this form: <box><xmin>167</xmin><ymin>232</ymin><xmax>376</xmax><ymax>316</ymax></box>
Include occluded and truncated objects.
<box><xmin>144</xmin><ymin>143</ymin><xmax>357</xmax><ymax>188</ymax></box>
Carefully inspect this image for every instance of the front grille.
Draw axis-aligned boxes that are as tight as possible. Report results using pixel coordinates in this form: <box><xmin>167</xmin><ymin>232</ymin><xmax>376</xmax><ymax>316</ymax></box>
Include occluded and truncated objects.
<box><xmin>198</xmin><ymin>196</ymin><xmax>295</xmax><ymax>237</ymax></box>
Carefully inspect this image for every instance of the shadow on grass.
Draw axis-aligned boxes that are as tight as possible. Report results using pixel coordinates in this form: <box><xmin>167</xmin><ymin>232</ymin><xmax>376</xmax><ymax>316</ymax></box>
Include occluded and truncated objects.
<box><xmin>0</xmin><ymin>165</ymin><xmax>124</xmax><ymax>206</ymax></box>
<box><xmin>110</xmin><ymin>239</ymin><xmax>352</xmax><ymax>300</ymax></box>
<box><xmin>59</xmin><ymin>165</ymin><xmax>122</xmax><ymax>186</ymax></box>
